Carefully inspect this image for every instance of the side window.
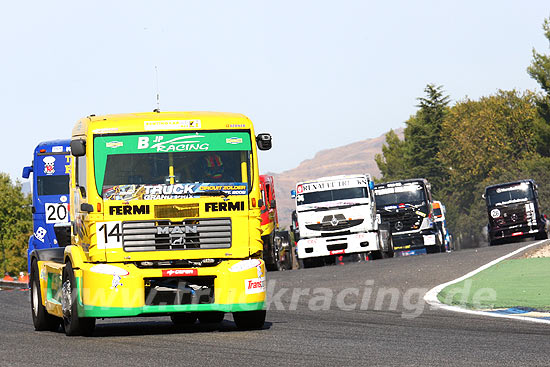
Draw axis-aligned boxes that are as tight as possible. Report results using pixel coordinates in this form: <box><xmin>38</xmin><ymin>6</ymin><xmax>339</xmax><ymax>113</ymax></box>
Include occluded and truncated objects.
<box><xmin>266</xmin><ymin>184</ymin><xmax>272</xmax><ymax>203</ymax></box>
<box><xmin>76</xmin><ymin>155</ymin><xmax>87</xmax><ymax>198</ymax></box>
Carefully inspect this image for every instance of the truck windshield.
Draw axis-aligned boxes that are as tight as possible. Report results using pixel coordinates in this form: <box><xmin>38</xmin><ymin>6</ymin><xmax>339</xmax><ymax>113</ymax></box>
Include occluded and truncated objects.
<box><xmin>94</xmin><ymin>131</ymin><xmax>252</xmax><ymax>198</ymax></box>
<box><xmin>37</xmin><ymin>175</ymin><xmax>69</xmax><ymax>196</ymax></box>
<box><xmin>297</xmin><ymin>187</ymin><xmax>368</xmax><ymax>205</ymax></box>
<box><xmin>374</xmin><ymin>183</ymin><xmax>426</xmax><ymax>207</ymax></box>
<box><xmin>486</xmin><ymin>182</ymin><xmax>534</xmax><ymax>207</ymax></box>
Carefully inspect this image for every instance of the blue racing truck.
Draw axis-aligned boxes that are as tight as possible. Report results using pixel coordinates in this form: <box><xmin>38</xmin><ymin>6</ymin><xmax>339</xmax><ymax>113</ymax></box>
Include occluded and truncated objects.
<box><xmin>22</xmin><ymin>140</ymin><xmax>71</xmax><ymax>272</ymax></box>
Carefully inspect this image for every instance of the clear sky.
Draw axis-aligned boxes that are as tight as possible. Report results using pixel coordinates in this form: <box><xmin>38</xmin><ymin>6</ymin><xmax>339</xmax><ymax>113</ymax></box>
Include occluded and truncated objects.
<box><xmin>1</xmin><ymin>0</ymin><xmax>549</xmax><ymax>182</ymax></box>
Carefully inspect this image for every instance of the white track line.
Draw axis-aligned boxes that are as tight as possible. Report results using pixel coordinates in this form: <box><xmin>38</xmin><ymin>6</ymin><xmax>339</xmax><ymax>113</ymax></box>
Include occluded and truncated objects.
<box><xmin>423</xmin><ymin>240</ymin><xmax>550</xmax><ymax>325</ymax></box>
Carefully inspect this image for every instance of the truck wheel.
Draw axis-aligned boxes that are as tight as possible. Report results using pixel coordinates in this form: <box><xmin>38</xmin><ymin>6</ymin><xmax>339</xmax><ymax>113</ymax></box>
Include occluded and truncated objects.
<box><xmin>171</xmin><ymin>312</ymin><xmax>198</xmax><ymax>325</ymax></box>
<box><xmin>62</xmin><ymin>261</ymin><xmax>96</xmax><ymax>336</ymax></box>
<box><xmin>265</xmin><ymin>234</ymin><xmax>280</xmax><ymax>271</ymax></box>
<box><xmin>198</xmin><ymin>311</ymin><xmax>225</xmax><ymax>324</ymax></box>
<box><xmin>535</xmin><ymin>231</ymin><xmax>548</xmax><ymax>240</ymax></box>
<box><xmin>232</xmin><ymin>310</ymin><xmax>266</xmax><ymax>330</ymax></box>
<box><xmin>30</xmin><ymin>259</ymin><xmax>60</xmax><ymax>331</ymax></box>
<box><xmin>301</xmin><ymin>258</ymin><xmax>320</xmax><ymax>268</ymax></box>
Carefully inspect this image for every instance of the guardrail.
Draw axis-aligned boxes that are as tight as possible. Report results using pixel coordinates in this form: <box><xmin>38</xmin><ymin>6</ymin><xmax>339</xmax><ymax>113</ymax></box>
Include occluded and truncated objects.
<box><xmin>0</xmin><ymin>280</ymin><xmax>28</xmax><ymax>289</ymax></box>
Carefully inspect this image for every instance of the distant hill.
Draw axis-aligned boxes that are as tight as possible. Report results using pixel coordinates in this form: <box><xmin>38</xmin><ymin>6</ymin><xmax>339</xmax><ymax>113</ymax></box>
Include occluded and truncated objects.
<box><xmin>268</xmin><ymin>128</ymin><xmax>404</xmax><ymax>228</ymax></box>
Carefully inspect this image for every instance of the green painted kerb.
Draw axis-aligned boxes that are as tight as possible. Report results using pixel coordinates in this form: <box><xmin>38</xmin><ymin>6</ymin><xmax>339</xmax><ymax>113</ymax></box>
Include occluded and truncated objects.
<box><xmin>438</xmin><ymin>257</ymin><xmax>550</xmax><ymax>310</ymax></box>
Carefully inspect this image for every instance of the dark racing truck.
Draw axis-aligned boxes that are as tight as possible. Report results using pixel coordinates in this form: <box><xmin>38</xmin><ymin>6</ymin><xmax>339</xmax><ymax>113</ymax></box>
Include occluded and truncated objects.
<box><xmin>374</xmin><ymin>179</ymin><xmax>443</xmax><ymax>255</ymax></box>
<box><xmin>484</xmin><ymin>179</ymin><xmax>547</xmax><ymax>246</ymax></box>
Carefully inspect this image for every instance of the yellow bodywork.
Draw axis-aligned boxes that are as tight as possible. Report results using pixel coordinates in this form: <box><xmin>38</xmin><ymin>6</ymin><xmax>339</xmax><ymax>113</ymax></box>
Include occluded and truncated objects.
<box><xmin>37</xmin><ymin>112</ymin><xmax>267</xmax><ymax>317</ymax></box>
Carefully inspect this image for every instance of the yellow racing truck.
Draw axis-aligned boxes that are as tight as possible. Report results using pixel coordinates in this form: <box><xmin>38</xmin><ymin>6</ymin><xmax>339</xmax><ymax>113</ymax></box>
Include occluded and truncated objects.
<box><xmin>29</xmin><ymin>111</ymin><xmax>272</xmax><ymax>335</ymax></box>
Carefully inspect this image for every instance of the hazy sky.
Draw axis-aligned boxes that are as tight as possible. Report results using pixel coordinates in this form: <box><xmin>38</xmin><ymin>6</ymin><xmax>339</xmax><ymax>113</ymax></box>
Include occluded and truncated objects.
<box><xmin>1</xmin><ymin>1</ymin><xmax>549</xmax><ymax>182</ymax></box>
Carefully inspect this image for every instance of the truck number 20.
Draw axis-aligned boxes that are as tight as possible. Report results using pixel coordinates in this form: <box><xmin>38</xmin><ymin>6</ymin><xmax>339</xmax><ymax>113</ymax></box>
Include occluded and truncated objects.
<box><xmin>96</xmin><ymin>221</ymin><xmax>122</xmax><ymax>249</ymax></box>
<box><xmin>45</xmin><ymin>203</ymin><xmax>69</xmax><ymax>223</ymax></box>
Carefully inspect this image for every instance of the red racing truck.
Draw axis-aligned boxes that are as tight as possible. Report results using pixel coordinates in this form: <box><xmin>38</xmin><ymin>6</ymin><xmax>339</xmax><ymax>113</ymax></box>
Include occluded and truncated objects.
<box><xmin>259</xmin><ymin>175</ymin><xmax>293</xmax><ymax>270</ymax></box>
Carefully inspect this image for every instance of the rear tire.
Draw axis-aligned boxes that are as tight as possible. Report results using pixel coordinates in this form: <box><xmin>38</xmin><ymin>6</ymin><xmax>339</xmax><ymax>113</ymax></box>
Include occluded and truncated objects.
<box><xmin>62</xmin><ymin>261</ymin><xmax>95</xmax><ymax>336</ymax></box>
<box><xmin>30</xmin><ymin>259</ymin><xmax>60</xmax><ymax>332</ymax></box>
<box><xmin>232</xmin><ymin>310</ymin><xmax>266</xmax><ymax>330</ymax></box>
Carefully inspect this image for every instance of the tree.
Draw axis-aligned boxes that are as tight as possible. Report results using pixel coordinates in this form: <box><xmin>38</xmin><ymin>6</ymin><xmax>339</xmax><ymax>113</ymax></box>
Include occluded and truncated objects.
<box><xmin>0</xmin><ymin>173</ymin><xmax>32</xmax><ymax>274</ymax></box>
<box><xmin>375</xmin><ymin>84</ymin><xmax>450</xmax><ymax>194</ymax></box>
<box><xmin>438</xmin><ymin>90</ymin><xmax>543</xmax><ymax>245</ymax></box>
<box><xmin>374</xmin><ymin>129</ymin><xmax>408</xmax><ymax>182</ymax></box>
<box><xmin>405</xmin><ymin>84</ymin><xmax>450</xmax><ymax>193</ymax></box>
<box><xmin>527</xmin><ymin>17</ymin><xmax>550</xmax><ymax>123</ymax></box>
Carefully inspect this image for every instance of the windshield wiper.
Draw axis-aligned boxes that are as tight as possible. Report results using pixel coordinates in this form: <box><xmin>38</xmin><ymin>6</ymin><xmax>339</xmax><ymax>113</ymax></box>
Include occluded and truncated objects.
<box><xmin>197</xmin><ymin>190</ymin><xmax>230</xmax><ymax>198</ymax></box>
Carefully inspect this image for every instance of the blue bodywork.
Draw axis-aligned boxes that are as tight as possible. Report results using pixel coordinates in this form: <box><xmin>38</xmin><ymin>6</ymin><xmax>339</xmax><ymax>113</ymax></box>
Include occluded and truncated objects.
<box><xmin>22</xmin><ymin>140</ymin><xmax>71</xmax><ymax>272</ymax></box>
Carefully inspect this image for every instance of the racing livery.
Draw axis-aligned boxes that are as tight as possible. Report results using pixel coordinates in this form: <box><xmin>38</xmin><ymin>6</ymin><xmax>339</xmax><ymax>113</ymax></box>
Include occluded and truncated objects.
<box><xmin>22</xmin><ymin>140</ymin><xmax>71</xmax><ymax>273</ymax></box>
<box><xmin>28</xmin><ymin>111</ymin><xmax>272</xmax><ymax>335</ymax></box>
<box><xmin>293</xmin><ymin>174</ymin><xmax>391</xmax><ymax>267</ymax></box>
<box><xmin>374</xmin><ymin>179</ymin><xmax>443</xmax><ymax>255</ymax></box>
<box><xmin>259</xmin><ymin>175</ymin><xmax>292</xmax><ymax>271</ymax></box>
<box><xmin>484</xmin><ymin>179</ymin><xmax>547</xmax><ymax>245</ymax></box>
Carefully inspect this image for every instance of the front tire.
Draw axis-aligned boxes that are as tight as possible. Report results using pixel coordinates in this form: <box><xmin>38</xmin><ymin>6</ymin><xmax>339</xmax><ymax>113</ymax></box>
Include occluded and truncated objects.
<box><xmin>232</xmin><ymin>310</ymin><xmax>266</xmax><ymax>330</ymax></box>
<box><xmin>30</xmin><ymin>259</ymin><xmax>60</xmax><ymax>331</ymax></box>
<box><xmin>62</xmin><ymin>261</ymin><xmax>95</xmax><ymax>336</ymax></box>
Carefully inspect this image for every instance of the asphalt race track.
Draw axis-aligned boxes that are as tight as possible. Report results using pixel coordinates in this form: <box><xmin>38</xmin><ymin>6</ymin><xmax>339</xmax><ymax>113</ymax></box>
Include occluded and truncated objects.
<box><xmin>1</xmin><ymin>241</ymin><xmax>550</xmax><ymax>367</ymax></box>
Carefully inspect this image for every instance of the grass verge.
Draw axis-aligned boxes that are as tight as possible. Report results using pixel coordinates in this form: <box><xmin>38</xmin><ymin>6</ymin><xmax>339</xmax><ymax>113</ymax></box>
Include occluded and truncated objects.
<box><xmin>437</xmin><ymin>257</ymin><xmax>550</xmax><ymax>310</ymax></box>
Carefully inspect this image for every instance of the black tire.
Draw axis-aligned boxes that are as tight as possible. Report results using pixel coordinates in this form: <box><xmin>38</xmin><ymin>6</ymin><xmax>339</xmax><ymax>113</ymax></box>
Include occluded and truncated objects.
<box><xmin>370</xmin><ymin>250</ymin><xmax>387</xmax><ymax>260</ymax></box>
<box><xmin>198</xmin><ymin>311</ymin><xmax>224</xmax><ymax>324</ymax></box>
<box><xmin>264</xmin><ymin>234</ymin><xmax>280</xmax><ymax>271</ymax></box>
<box><xmin>30</xmin><ymin>259</ymin><xmax>60</xmax><ymax>331</ymax></box>
<box><xmin>535</xmin><ymin>230</ymin><xmax>548</xmax><ymax>240</ymax></box>
<box><xmin>62</xmin><ymin>261</ymin><xmax>95</xmax><ymax>336</ymax></box>
<box><xmin>171</xmin><ymin>312</ymin><xmax>198</xmax><ymax>325</ymax></box>
<box><xmin>301</xmin><ymin>258</ymin><xmax>321</xmax><ymax>268</ymax></box>
<box><xmin>232</xmin><ymin>310</ymin><xmax>266</xmax><ymax>330</ymax></box>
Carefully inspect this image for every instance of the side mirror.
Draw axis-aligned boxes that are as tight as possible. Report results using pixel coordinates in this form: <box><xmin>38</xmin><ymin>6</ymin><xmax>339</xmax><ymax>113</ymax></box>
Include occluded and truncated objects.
<box><xmin>256</xmin><ymin>133</ymin><xmax>272</xmax><ymax>151</ymax></box>
<box><xmin>481</xmin><ymin>193</ymin><xmax>486</xmax><ymax>199</ymax></box>
<box><xmin>80</xmin><ymin>203</ymin><xmax>94</xmax><ymax>213</ymax></box>
<box><xmin>258</xmin><ymin>199</ymin><xmax>264</xmax><ymax>208</ymax></box>
<box><xmin>22</xmin><ymin>166</ymin><xmax>33</xmax><ymax>179</ymax></box>
<box><xmin>270</xmin><ymin>199</ymin><xmax>276</xmax><ymax>209</ymax></box>
<box><xmin>290</xmin><ymin>190</ymin><xmax>296</xmax><ymax>199</ymax></box>
<box><xmin>70</xmin><ymin>139</ymin><xmax>86</xmax><ymax>157</ymax></box>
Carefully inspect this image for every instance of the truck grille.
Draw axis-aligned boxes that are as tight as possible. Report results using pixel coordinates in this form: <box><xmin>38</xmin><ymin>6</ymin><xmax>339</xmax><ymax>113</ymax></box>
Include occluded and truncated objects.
<box><xmin>305</xmin><ymin>214</ymin><xmax>364</xmax><ymax>232</ymax></box>
<box><xmin>122</xmin><ymin>218</ymin><xmax>231</xmax><ymax>252</ymax></box>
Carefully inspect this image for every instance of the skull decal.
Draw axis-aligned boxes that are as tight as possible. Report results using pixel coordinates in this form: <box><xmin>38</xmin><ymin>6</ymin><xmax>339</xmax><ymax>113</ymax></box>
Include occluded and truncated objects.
<box><xmin>43</xmin><ymin>156</ymin><xmax>55</xmax><ymax>175</ymax></box>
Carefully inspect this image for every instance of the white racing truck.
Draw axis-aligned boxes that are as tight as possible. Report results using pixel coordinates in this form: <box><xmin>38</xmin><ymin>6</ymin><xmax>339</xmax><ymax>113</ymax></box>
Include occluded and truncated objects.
<box><xmin>291</xmin><ymin>174</ymin><xmax>392</xmax><ymax>267</ymax></box>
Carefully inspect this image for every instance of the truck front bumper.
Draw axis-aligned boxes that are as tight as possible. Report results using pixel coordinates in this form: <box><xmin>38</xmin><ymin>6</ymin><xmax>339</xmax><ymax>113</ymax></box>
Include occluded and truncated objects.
<box><xmin>296</xmin><ymin>232</ymin><xmax>379</xmax><ymax>259</ymax></box>
<box><xmin>392</xmin><ymin>231</ymin><xmax>437</xmax><ymax>251</ymax></box>
<box><xmin>39</xmin><ymin>259</ymin><xmax>266</xmax><ymax>318</ymax></box>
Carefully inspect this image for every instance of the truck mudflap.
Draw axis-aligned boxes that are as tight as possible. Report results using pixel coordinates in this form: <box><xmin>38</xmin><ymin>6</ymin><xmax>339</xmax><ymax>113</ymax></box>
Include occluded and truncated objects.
<box><xmin>296</xmin><ymin>232</ymin><xmax>379</xmax><ymax>259</ymax></box>
<box><xmin>36</xmin><ymin>258</ymin><xmax>266</xmax><ymax>318</ymax></box>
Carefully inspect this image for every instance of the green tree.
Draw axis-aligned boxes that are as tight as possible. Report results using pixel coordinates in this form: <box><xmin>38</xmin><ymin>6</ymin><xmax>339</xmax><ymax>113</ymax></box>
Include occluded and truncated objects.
<box><xmin>527</xmin><ymin>17</ymin><xmax>550</xmax><ymax>123</ymax></box>
<box><xmin>374</xmin><ymin>129</ymin><xmax>408</xmax><ymax>182</ymax></box>
<box><xmin>405</xmin><ymin>84</ymin><xmax>450</xmax><ymax>193</ymax></box>
<box><xmin>375</xmin><ymin>84</ymin><xmax>450</xmax><ymax>194</ymax></box>
<box><xmin>439</xmin><ymin>90</ymin><xmax>543</xmax><ymax>245</ymax></box>
<box><xmin>0</xmin><ymin>173</ymin><xmax>32</xmax><ymax>274</ymax></box>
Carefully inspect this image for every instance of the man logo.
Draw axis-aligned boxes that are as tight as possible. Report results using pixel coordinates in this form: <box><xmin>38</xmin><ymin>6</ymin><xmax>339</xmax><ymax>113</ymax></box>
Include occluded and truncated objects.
<box><xmin>157</xmin><ymin>225</ymin><xmax>198</xmax><ymax>235</ymax></box>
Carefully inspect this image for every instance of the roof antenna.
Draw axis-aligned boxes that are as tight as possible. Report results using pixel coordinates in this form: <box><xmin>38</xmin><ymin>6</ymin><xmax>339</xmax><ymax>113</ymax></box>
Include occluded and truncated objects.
<box><xmin>153</xmin><ymin>66</ymin><xmax>160</xmax><ymax>113</ymax></box>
